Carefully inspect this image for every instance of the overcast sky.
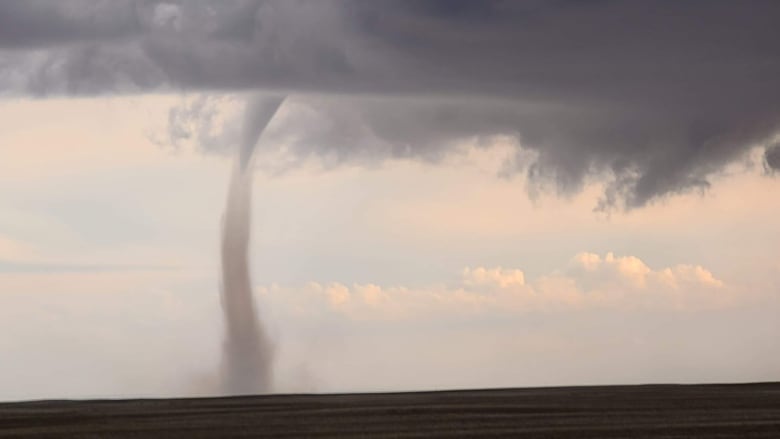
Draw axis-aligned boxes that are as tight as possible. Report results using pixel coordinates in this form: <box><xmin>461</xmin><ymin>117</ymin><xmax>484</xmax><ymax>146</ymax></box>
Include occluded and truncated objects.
<box><xmin>0</xmin><ymin>0</ymin><xmax>779</xmax><ymax>401</ymax></box>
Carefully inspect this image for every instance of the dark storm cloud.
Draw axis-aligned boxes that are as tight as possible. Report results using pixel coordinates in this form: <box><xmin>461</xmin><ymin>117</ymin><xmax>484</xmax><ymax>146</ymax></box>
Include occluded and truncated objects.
<box><xmin>0</xmin><ymin>0</ymin><xmax>142</xmax><ymax>49</ymax></box>
<box><xmin>1</xmin><ymin>0</ymin><xmax>779</xmax><ymax>207</ymax></box>
<box><xmin>766</xmin><ymin>143</ymin><xmax>780</xmax><ymax>172</ymax></box>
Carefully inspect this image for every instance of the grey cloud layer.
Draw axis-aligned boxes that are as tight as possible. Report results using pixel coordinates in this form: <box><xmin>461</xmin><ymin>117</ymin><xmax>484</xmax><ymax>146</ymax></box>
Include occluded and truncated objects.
<box><xmin>1</xmin><ymin>0</ymin><xmax>779</xmax><ymax>206</ymax></box>
<box><xmin>0</xmin><ymin>1</ymin><xmax>141</xmax><ymax>49</ymax></box>
<box><xmin>766</xmin><ymin>143</ymin><xmax>780</xmax><ymax>172</ymax></box>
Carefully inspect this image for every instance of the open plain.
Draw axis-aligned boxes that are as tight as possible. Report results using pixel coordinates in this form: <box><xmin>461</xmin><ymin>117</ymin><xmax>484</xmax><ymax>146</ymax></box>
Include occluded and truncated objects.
<box><xmin>1</xmin><ymin>383</ymin><xmax>779</xmax><ymax>438</ymax></box>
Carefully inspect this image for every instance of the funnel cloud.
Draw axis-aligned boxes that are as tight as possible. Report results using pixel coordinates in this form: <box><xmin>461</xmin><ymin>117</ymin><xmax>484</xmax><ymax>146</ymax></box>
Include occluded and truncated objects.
<box><xmin>220</xmin><ymin>95</ymin><xmax>284</xmax><ymax>394</ymax></box>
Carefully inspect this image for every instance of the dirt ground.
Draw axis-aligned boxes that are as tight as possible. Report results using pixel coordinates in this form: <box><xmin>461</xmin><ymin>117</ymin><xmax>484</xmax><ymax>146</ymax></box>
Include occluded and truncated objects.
<box><xmin>1</xmin><ymin>383</ymin><xmax>779</xmax><ymax>437</ymax></box>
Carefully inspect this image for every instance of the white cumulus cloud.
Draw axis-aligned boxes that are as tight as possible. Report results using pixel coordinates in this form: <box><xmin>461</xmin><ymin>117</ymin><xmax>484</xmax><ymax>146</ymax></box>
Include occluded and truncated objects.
<box><xmin>258</xmin><ymin>252</ymin><xmax>733</xmax><ymax>322</ymax></box>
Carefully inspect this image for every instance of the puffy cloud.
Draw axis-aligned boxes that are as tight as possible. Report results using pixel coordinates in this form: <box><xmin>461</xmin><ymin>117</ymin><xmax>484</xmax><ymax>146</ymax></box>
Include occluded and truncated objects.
<box><xmin>258</xmin><ymin>252</ymin><xmax>733</xmax><ymax>322</ymax></box>
<box><xmin>564</xmin><ymin>252</ymin><xmax>728</xmax><ymax>310</ymax></box>
<box><xmin>1</xmin><ymin>1</ymin><xmax>779</xmax><ymax>207</ymax></box>
<box><xmin>462</xmin><ymin>266</ymin><xmax>525</xmax><ymax>289</ymax></box>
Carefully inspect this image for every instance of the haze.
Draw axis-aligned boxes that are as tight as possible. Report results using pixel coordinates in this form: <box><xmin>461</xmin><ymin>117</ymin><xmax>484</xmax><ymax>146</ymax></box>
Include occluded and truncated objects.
<box><xmin>0</xmin><ymin>0</ymin><xmax>779</xmax><ymax>402</ymax></box>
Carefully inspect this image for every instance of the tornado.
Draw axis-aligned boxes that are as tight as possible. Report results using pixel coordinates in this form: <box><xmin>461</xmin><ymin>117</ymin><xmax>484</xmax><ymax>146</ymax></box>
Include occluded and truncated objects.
<box><xmin>220</xmin><ymin>95</ymin><xmax>284</xmax><ymax>395</ymax></box>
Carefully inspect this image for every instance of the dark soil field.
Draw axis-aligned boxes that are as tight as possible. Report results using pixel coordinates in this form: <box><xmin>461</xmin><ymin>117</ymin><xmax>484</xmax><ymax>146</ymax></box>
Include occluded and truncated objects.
<box><xmin>1</xmin><ymin>383</ymin><xmax>779</xmax><ymax>438</ymax></box>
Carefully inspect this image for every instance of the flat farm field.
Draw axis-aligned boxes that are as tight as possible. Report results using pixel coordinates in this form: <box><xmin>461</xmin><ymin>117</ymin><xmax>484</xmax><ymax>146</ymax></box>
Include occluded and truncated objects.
<box><xmin>1</xmin><ymin>383</ymin><xmax>779</xmax><ymax>438</ymax></box>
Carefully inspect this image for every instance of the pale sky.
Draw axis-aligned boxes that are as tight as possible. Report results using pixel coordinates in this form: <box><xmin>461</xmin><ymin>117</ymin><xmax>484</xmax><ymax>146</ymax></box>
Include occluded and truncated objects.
<box><xmin>0</xmin><ymin>96</ymin><xmax>778</xmax><ymax>401</ymax></box>
<box><xmin>1</xmin><ymin>0</ymin><xmax>779</xmax><ymax>402</ymax></box>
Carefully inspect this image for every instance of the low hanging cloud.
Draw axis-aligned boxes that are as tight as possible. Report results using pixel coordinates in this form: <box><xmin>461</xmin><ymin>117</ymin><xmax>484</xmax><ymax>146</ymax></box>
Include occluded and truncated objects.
<box><xmin>765</xmin><ymin>142</ymin><xmax>780</xmax><ymax>172</ymax></box>
<box><xmin>2</xmin><ymin>0</ymin><xmax>780</xmax><ymax>207</ymax></box>
<box><xmin>257</xmin><ymin>252</ymin><xmax>734</xmax><ymax>323</ymax></box>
